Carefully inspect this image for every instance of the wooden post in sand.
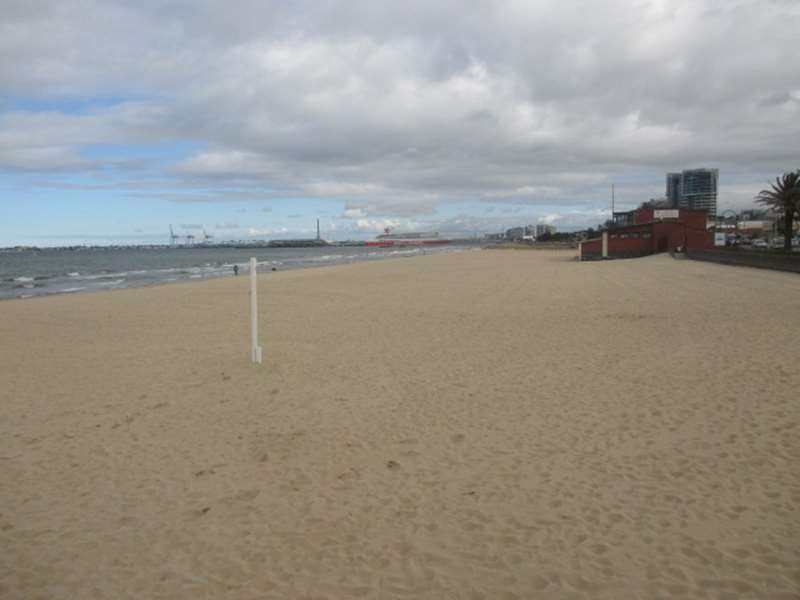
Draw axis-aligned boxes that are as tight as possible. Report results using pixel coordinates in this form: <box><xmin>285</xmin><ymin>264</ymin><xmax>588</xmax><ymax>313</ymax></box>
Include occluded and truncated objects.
<box><xmin>250</xmin><ymin>257</ymin><xmax>263</xmax><ymax>364</ymax></box>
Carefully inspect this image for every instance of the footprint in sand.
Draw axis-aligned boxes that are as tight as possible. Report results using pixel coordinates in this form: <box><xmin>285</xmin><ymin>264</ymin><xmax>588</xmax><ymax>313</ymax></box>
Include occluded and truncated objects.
<box><xmin>235</xmin><ymin>489</ymin><xmax>261</xmax><ymax>502</ymax></box>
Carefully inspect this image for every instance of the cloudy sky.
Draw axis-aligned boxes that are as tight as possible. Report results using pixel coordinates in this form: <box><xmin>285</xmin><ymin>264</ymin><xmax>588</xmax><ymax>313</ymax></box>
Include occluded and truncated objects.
<box><xmin>1</xmin><ymin>0</ymin><xmax>798</xmax><ymax>245</ymax></box>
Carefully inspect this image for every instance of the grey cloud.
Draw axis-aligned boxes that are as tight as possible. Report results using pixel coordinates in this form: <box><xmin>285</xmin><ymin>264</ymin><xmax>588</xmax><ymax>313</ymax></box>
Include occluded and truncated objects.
<box><xmin>2</xmin><ymin>0</ymin><xmax>799</xmax><ymax>222</ymax></box>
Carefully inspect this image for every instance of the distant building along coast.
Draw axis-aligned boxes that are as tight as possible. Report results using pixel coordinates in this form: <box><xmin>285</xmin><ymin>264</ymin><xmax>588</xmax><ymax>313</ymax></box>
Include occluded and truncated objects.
<box><xmin>665</xmin><ymin>168</ymin><xmax>718</xmax><ymax>217</ymax></box>
<box><xmin>581</xmin><ymin>206</ymin><xmax>711</xmax><ymax>260</ymax></box>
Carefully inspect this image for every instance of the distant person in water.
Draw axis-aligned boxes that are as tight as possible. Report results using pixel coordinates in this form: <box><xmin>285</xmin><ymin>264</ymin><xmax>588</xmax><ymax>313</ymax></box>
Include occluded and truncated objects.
<box><xmin>233</xmin><ymin>265</ymin><xmax>239</xmax><ymax>276</ymax></box>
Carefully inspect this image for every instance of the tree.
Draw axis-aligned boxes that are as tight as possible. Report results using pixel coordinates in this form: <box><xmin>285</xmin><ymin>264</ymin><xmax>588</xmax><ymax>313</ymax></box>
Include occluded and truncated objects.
<box><xmin>755</xmin><ymin>171</ymin><xmax>800</xmax><ymax>250</ymax></box>
<box><xmin>638</xmin><ymin>198</ymin><xmax>670</xmax><ymax>210</ymax></box>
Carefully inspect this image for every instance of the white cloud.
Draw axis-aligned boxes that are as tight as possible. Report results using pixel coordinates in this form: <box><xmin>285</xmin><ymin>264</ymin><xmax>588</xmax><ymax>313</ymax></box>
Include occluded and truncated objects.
<box><xmin>2</xmin><ymin>0</ymin><xmax>799</xmax><ymax>225</ymax></box>
<box><xmin>538</xmin><ymin>213</ymin><xmax>562</xmax><ymax>225</ymax></box>
<box><xmin>247</xmin><ymin>226</ymin><xmax>290</xmax><ymax>237</ymax></box>
<box><xmin>354</xmin><ymin>218</ymin><xmax>405</xmax><ymax>232</ymax></box>
<box><xmin>346</xmin><ymin>217</ymin><xmax>430</xmax><ymax>233</ymax></box>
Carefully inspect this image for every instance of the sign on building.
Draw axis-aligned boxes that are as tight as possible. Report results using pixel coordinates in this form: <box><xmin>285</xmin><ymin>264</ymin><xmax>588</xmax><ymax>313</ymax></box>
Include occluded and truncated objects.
<box><xmin>714</xmin><ymin>232</ymin><xmax>726</xmax><ymax>247</ymax></box>
<box><xmin>654</xmin><ymin>209</ymin><xmax>679</xmax><ymax>220</ymax></box>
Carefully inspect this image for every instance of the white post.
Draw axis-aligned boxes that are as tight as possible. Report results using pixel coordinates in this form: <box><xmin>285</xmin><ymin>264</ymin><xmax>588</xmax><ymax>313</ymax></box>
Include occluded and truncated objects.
<box><xmin>250</xmin><ymin>257</ymin><xmax>262</xmax><ymax>364</ymax></box>
<box><xmin>602</xmin><ymin>231</ymin><xmax>608</xmax><ymax>259</ymax></box>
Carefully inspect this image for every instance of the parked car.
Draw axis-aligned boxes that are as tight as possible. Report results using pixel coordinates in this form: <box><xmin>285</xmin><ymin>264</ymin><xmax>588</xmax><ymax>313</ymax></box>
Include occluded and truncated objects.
<box><xmin>751</xmin><ymin>239</ymin><xmax>768</xmax><ymax>249</ymax></box>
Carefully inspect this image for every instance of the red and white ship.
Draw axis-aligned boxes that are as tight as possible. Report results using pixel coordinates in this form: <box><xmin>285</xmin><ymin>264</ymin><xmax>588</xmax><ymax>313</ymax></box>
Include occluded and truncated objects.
<box><xmin>365</xmin><ymin>228</ymin><xmax>451</xmax><ymax>247</ymax></box>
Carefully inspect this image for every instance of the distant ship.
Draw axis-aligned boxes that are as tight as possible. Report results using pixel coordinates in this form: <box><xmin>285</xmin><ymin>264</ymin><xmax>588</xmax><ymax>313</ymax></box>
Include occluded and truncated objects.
<box><xmin>365</xmin><ymin>228</ymin><xmax>451</xmax><ymax>247</ymax></box>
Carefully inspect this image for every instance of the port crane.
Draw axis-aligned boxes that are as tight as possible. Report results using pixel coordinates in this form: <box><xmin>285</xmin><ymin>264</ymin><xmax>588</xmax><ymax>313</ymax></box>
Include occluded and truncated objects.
<box><xmin>168</xmin><ymin>225</ymin><xmax>212</xmax><ymax>246</ymax></box>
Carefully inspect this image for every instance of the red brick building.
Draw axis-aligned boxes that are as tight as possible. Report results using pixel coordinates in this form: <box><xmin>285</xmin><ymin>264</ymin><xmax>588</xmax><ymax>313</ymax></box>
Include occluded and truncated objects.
<box><xmin>580</xmin><ymin>208</ymin><xmax>712</xmax><ymax>260</ymax></box>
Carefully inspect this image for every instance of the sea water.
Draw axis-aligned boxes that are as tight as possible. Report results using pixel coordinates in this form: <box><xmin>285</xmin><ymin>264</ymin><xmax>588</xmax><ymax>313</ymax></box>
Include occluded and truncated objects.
<box><xmin>0</xmin><ymin>244</ymin><xmax>471</xmax><ymax>300</ymax></box>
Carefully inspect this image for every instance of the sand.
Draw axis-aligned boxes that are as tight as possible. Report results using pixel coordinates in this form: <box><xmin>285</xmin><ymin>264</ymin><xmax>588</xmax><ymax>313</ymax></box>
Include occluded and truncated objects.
<box><xmin>1</xmin><ymin>250</ymin><xmax>798</xmax><ymax>599</ymax></box>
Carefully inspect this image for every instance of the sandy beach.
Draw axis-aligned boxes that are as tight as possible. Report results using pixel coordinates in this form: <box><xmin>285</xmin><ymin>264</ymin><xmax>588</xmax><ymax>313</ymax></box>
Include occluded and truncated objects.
<box><xmin>1</xmin><ymin>250</ymin><xmax>798</xmax><ymax>599</ymax></box>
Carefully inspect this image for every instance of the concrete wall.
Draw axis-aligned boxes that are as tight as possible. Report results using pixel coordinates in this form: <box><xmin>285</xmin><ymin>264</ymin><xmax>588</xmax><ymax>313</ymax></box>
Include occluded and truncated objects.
<box><xmin>687</xmin><ymin>249</ymin><xmax>800</xmax><ymax>273</ymax></box>
<box><xmin>580</xmin><ymin>234</ymin><xmax>651</xmax><ymax>260</ymax></box>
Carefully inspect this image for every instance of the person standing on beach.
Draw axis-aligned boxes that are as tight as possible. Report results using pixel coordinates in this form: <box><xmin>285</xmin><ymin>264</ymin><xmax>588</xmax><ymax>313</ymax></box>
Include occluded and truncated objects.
<box><xmin>233</xmin><ymin>265</ymin><xmax>239</xmax><ymax>276</ymax></box>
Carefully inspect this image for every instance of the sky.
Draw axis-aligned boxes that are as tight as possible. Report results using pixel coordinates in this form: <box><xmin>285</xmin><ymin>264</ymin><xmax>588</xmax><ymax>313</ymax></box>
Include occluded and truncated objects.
<box><xmin>1</xmin><ymin>0</ymin><xmax>799</xmax><ymax>246</ymax></box>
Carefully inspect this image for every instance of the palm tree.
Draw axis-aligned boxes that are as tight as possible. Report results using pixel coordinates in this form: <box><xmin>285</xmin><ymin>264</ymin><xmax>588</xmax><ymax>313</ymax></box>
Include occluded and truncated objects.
<box><xmin>755</xmin><ymin>171</ymin><xmax>800</xmax><ymax>250</ymax></box>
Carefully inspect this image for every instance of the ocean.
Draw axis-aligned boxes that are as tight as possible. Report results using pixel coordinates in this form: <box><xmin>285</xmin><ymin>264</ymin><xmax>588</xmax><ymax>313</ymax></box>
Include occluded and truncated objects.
<box><xmin>0</xmin><ymin>244</ymin><xmax>475</xmax><ymax>300</ymax></box>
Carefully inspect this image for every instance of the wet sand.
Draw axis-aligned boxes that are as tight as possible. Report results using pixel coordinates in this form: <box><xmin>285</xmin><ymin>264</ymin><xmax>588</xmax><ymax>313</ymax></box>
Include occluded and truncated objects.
<box><xmin>1</xmin><ymin>250</ymin><xmax>798</xmax><ymax>599</ymax></box>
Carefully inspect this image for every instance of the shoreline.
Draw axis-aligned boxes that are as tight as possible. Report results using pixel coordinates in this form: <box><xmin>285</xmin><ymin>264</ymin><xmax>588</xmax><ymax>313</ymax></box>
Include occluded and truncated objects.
<box><xmin>0</xmin><ymin>245</ymin><xmax>479</xmax><ymax>303</ymax></box>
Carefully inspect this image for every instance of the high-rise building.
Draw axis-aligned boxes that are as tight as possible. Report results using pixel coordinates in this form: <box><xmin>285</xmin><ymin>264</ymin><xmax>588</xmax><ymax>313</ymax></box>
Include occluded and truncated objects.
<box><xmin>535</xmin><ymin>223</ymin><xmax>556</xmax><ymax>238</ymax></box>
<box><xmin>666</xmin><ymin>173</ymin><xmax>682</xmax><ymax>208</ymax></box>
<box><xmin>664</xmin><ymin>168</ymin><xmax>718</xmax><ymax>217</ymax></box>
<box><xmin>505</xmin><ymin>226</ymin><xmax>525</xmax><ymax>240</ymax></box>
<box><xmin>681</xmin><ymin>168</ymin><xmax>718</xmax><ymax>217</ymax></box>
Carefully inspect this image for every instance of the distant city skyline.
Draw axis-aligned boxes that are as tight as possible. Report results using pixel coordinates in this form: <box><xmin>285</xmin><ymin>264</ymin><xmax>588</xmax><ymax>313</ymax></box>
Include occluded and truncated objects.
<box><xmin>2</xmin><ymin>1</ymin><xmax>799</xmax><ymax>246</ymax></box>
